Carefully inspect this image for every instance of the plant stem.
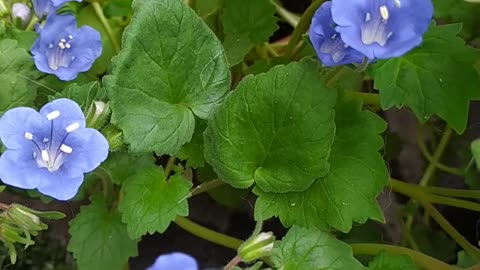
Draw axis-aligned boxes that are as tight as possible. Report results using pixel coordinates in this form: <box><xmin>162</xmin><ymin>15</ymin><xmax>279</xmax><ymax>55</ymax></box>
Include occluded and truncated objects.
<box><xmin>427</xmin><ymin>194</ymin><xmax>480</xmax><ymax>212</ymax></box>
<box><xmin>91</xmin><ymin>1</ymin><xmax>121</xmax><ymax>54</ymax></box>
<box><xmin>390</xmin><ymin>179</ymin><xmax>480</xmax><ymax>260</ymax></box>
<box><xmin>164</xmin><ymin>156</ymin><xmax>176</xmax><ymax>177</ymax></box>
<box><xmin>423</xmin><ymin>186</ymin><xmax>480</xmax><ymax>200</ymax></box>
<box><xmin>284</xmin><ymin>0</ymin><xmax>325</xmax><ymax>59</ymax></box>
<box><xmin>417</xmin><ymin>125</ymin><xmax>463</xmax><ymax>176</ymax></box>
<box><xmin>270</xmin><ymin>0</ymin><xmax>300</xmax><ymax>28</ymax></box>
<box><xmin>224</xmin><ymin>255</ymin><xmax>242</xmax><ymax>270</ymax></box>
<box><xmin>174</xmin><ymin>216</ymin><xmax>243</xmax><ymax>250</ymax></box>
<box><xmin>25</xmin><ymin>16</ymin><xmax>39</xmax><ymax>32</ymax></box>
<box><xmin>191</xmin><ymin>179</ymin><xmax>225</xmax><ymax>197</ymax></box>
<box><xmin>351</xmin><ymin>244</ymin><xmax>461</xmax><ymax>270</ymax></box>
<box><xmin>345</xmin><ymin>91</ymin><xmax>381</xmax><ymax>106</ymax></box>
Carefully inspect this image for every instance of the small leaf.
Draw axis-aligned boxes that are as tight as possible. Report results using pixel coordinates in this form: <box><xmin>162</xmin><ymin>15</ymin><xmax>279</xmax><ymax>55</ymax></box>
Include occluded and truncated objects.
<box><xmin>118</xmin><ymin>167</ymin><xmax>192</xmax><ymax>239</ymax></box>
<box><xmin>176</xmin><ymin>120</ymin><xmax>207</xmax><ymax>169</ymax></box>
<box><xmin>99</xmin><ymin>151</ymin><xmax>156</xmax><ymax>185</ymax></box>
<box><xmin>105</xmin><ymin>0</ymin><xmax>230</xmax><ymax>154</ymax></box>
<box><xmin>67</xmin><ymin>196</ymin><xmax>138</xmax><ymax>270</ymax></box>
<box><xmin>254</xmin><ymin>95</ymin><xmax>389</xmax><ymax>232</ymax></box>
<box><xmin>371</xmin><ymin>23</ymin><xmax>480</xmax><ymax>133</ymax></box>
<box><xmin>368</xmin><ymin>251</ymin><xmax>418</xmax><ymax>270</ymax></box>
<box><xmin>204</xmin><ymin>59</ymin><xmax>336</xmax><ymax>193</ymax></box>
<box><xmin>272</xmin><ymin>226</ymin><xmax>365</xmax><ymax>270</ymax></box>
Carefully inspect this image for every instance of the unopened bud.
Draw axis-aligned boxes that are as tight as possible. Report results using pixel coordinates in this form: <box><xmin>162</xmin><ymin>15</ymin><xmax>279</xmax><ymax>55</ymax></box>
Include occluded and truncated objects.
<box><xmin>86</xmin><ymin>101</ymin><xmax>111</xmax><ymax>129</ymax></box>
<box><xmin>7</xmin><ymin>204</ymin><xmax>46</xmax><ymax>232</ymax></box>
<box><xmin>11</xmin><ymin>3</ymin><xmax>31</xmax><ymax>27</ymax></box>
<box><xmin>239</xmin><ymin>232</ymin><xmax>275</xmax><ymax>262</ymax></box>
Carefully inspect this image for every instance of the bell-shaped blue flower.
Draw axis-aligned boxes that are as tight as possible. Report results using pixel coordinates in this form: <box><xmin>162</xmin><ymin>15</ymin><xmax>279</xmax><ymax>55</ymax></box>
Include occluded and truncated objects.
<box><xmin>31</xmin><ymin>14</ymin><xmax>102</xmax><ymax>81</ymax></box>
<box><xmin>331</xmin><ymin>0</ymin><xmax>433</xmax><ymax>59</ymax></box>
<box><xmin>147</xmin><ymin>253</ymin><xmax>198</xmax><ymax>270</ymax></box>
<box><xmin>309</xmin><ymin>1</ymin><xmax>365</xmax><ymax>66</ymax></box>
<box><xmin>32</xmin><ymin>0</ymin><xmax>82</xmax><ymax>18</ymax></box>
<box><xmin>0</xmin><ymin>99</ymin><xmax>109</xmax><ymax>200</ymax></box>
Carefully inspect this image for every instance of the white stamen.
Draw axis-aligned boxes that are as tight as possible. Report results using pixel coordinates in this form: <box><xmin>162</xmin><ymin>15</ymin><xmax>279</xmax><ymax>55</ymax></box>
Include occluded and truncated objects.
<box><xmin>43</xmin><ymin>138</ymin><xmax>49</xmax><ymax>143</ymax></box>
<box><xmin>60</xmin><ymin>38</ymin><xmax>66</xmax><ymax>43</ymax></box>
<box><xmin>41</xmin><ymin>150</ymin><xmax>49</xmax><ymax>162</ymax></box>
<box><xmin>331</xmin><ymin>33</ymin><xmax>337</xmax><ymax>39</ymax></box>
<box><xmin>58</xmin><ymin>42</ymin><xmax>66</xmax><ymax>49</ymax></box>
<box><xmin>66</xmin><ymin>122</ymin><xmax>80</xmax><ymax>133</ymax></box>
<box><xmin>60</xmin><ymin>144</ymin><xmax>72</xmax><ymax>154</ymax></box>
<box><xmin>48</xmin><ymin>43</ymin><xmax>54</xmax><ymax>49</ymax></box>
<box><xmin>394</xmin><ymin>0</ymin><xmax>401</xmax><ymax>8</ymax></box>
<box><xmin>68</xmin><ymin>35</ymin><xmax>73</xmax><ymax>39</ymax></box>
<box><xmin>365</xmin><ymin>12</ymin><xmax>371</xmax><ymax>22</ymax></box>
<box><xmin>380</xmin><ymin>5</ymin><xmax>389</xmax><ymax>21</ymax></box>
<box><xmin>387</xmin><ymin>32</ymin><xmax>393</xmax><ymax>39</ymax></box>
<box><xmin>46</xmin><ymin>110</ymin><xmax>60</xmax><ymax>120</ymax></box>
<box><xmin>24</xmin><ymin>132</ymin><xmax>33</xmax><ymax>140</ymax></box>
<box><xmin>65</xmin><ymin>43</ymin><xmax>71</xmax><ymax>49</ymax></box>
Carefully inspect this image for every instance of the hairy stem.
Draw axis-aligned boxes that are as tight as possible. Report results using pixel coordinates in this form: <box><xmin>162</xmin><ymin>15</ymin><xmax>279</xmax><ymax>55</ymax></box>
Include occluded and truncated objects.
<box><xmin>351</xmin><ymin>244</ymin><xmax>460</xmax><ymax>270</ymax></box>
<box><xmin>191</xmin><ymin>179</ymin><xmax>225</xmax><ymax>197</ymax></box>
<box><xmin>91</xmin><ymin>1</ymin><xmax>121</xmax><ymax>54</ymax></box>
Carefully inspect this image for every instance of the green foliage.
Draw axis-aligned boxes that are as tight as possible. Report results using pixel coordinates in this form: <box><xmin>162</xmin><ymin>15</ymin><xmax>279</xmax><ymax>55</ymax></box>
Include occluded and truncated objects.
<box><xmin>51</xmin><ymin>81</ymin><xmax>105</xmax><ymax>110</ymax></box>
<box><xmin>99</xmin><ymin>151</ymin><xmax>156</xmax><ymax>185</ymax></box>
<box><xmin>0</xmin><ymin>39</ymin><xmax>36</xmax><ymax>116</ymax></box>
<box><xmin>67</xmin><ymin>196</ymin><xmax>138</xmax><ymax>270</ymax></box>
<box><xmin>118</xmin><ymin>167</ymin><xmax>192</xmax><ymax>239</ymax></box>
<box><xmin>222</xmin><ymin>0</ymin><xmax>278</xmax><ymax>65</ymax></box>
<box><xmin>254</xmin><ymin>95</ymin><xmax>388</xmax><ymax>232</ymax></box>
<box><xmin>272</xmin><ymin>226</ymin><xmax>365</xmax><ymax>270</ymax></box>
<box><xmin>411</xmin><ymin>224</ymin><xmax>457</xmax><ymax>262</ymax></box>
<box><xmin>105</xmin><ymin>0</ymin><xmax>230</xmax><ymax>154</ymax></box>
<box><xmin>177</xmin><ymin>120</ymin><xmax>207</xmax><ymax>169</ymax></box>
<box><xmin>371</xmin><ymin>23</ymin><xmax>480</xmax><ymax>133</ymax></box>
<box><xmin>204</xmin><ymin>59</ymin><xmax>336</xmax><ymax>193</ymax></box>
<box><xmin>368</xmin><ymin>251</ymin><xmax>418</xmax><ymax>270</ymax></box>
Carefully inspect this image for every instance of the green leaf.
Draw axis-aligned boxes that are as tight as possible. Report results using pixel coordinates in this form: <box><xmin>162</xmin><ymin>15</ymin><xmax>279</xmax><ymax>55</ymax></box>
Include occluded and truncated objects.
<box><xmin>177</xmin><ymin>120</ymin><xmax>207</xmax><ymax>169</ymax></box>
<box><xmin>432</xmin><ymin>0</ymin><xmax>480</xmax><ymax>38</ymax></box>
<box><xmin>204</xmin><ymin>59</ymin><xmax>336</xmax><ymax>193</ymax></box>
<box><xmin>0</xmin><ymin>39</ymin><xmax>36</xmax><ymax>116</ymax></box>
<box><xmin>222</xmin><ymin>0</ymin><xmax>278</xmax><ymax>65</ymax></box>
<box><xmin>105</xmin><ymin>0</ymin><xmax>230</xmax><ymax>154</ymax></box>
<box><xmin>272</xmin><ymin>226</ymin><xmax>365</xmax><ymax>270</ymax></box>
<box><xmin>254</xmin><ymin>95</ymin><xmax>388</xmax><ymax>232</ymax></box>
<box><xmin>471</xmin><ymin>139</ymin><xmax>480</xmax><ymax>170</ymax></box>
<box><xmin>100</xmin><ymin>151</ymin><xmax>156</xmax><ymax>185</ymax></box>
<box><xmin>51</xmin><ymin>81</ymin><xmax>104</xmax><ymax>111</ymax></box>
<box><xmin>411</xmin><ymin>224</ymin><xmax>457</xmax><ymax>262</ymax></box>
<box><xmin>371</xmin><ymin>23</ymin><xmax>480</xmax><ymax>133</ymax></box>
<box><xmin>368</xmin><ymin>251</ymin><xmax>418</xmax><ymax>270</ymax></box>
<box><xmin>118</xmin><ymin>167</ymin><xmax>192</xmax><ymax>239</ymax></box>
<box><xmin>457</xmin><ymin>250</ymin><xmax>478</xmax><ymax>268</ymax></box>
<box><xmin>67</xmin><ymin>197</ymin><xmax>138</xmax><ymax>270</ymax></box>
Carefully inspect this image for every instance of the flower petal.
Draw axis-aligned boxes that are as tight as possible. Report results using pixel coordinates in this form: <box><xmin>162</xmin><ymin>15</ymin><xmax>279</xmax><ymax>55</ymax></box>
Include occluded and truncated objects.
<box><xmin>63</xmin><ymin>128</ymin><xmax>109</xmax><ymax>173</ymax></box>
<box><xmin>147</xmin><ymin>253</ymin><xmax>198</xmax><ymax>270</ymax></box>
<box><xmin>39</xmin><ymin>98</ymin><xmax>86</xmax><ymax>129</ymax></box>
<box><xmin>36</xmin><ymin>166</ymin><xmax>84</xmax><ymax>200</ymax></box>
<box><xmin>0</xmin><ymin>107</ymin><xmax>47</xmax><ymax>150</ymax></box>
<box><xmin>0</xmin><ymin>150</ymin><xmax>41</xmax><ymax>189</ymax></box>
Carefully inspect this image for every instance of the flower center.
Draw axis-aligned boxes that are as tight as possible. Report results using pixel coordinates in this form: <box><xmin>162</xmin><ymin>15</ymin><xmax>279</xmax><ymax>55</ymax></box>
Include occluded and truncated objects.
<box><xmin>24</xmin><ymin>110</ymin><xmax>79</xmax><ymax>172</ymax></box>
<box><xmin>47</xmin><ymin>35</ymin><xmax>75</xmax><ymax>71</ymax></box>
<box><xmin>320</xmin><ymin>33</ymin><xmax>349</xmax><ymax>63</ymax></box>
<box><xmin>361</xmin><ymin>5</ymin><xmax>394</xmax><ymax>46</ymax></box>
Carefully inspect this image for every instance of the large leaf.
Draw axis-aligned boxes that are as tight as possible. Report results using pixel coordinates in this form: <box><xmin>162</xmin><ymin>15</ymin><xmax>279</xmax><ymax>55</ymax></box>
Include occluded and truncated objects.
<box><xmin>118</xmin><ymin>167</ymin><xmax>192</xmax><ymax>239</ymax></box>
<box><xmin>67</xmin><ymin>197</ymin><xmax>138</xmax><ymax>270</ymax></box>
<box><xmin>0</xmin><ymin>39</ymin><xmax>36</xmax><ymax>116</ymax></box>
<box><xmin>204</xmin><ymin>59</ymin><xmax>336</xmax><ymax>193</ymax></box>
<box><xmin>105</xmin><ymin>0</ymin><xmax>230</xmax><ymax>154</ymax></box>
<box><xmin>272</xmin><ymin>226</ymin><xmax>365</xmax><ymax>270</ymax></box>
<box><xmin>255</xmin><ymin>96</ymin><xmax>388</xmax><ymax>232</ymax></box>
<box><xmin>222</xmin><ymin>0</ymin><xmax>278</xmax><ymax>66</ymax></box>
<box><xmin>371</xmin><ymin>23</ymin><xmax>480</xmax><ymax>133</ymax></box>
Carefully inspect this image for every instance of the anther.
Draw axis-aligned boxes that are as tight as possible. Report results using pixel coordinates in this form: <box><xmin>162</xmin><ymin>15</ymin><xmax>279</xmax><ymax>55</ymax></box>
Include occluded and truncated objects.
<box><xmin>58</xmin><ymin>42</ymin><xmax>66</xmax><ymax>49</ymax></box>
<box><xmin>48</xmin><ymin>43</ymin><xmax>54</xmax><ymax>49</ymax></box>
<box><xmin>24</xmin><ymin>132</ymin><xmax>33</xmax><ymax>140</ymax></box>
<box><xmin>380</xmin><ymin>5</ymin><xmax>389</xmax><ymax>21</ymax></box>
<box><xmin>394</xmin><ymin>0</ymin><xmax>401</xmax><ymax>8</ymax></box>
<box><xmin>60</xmin><ymin>38</ymin><xmax>66</xmax><ymax>43</ymax></box>
<box><xmin>46</xmin><ymin>110</ymin><xmax>60</xmax><ymax>120</ymax></box>
<box><xmin>365</xmin><ymin>12</ymin><xmax>371</xmax><ymax>22</ymax></box>
<box><xmin>66</xmin><ymin>123</ymin><xmax>80</xmax><ymax>133</ymax></box>
<box><xmin>41</xmin><ymin>150</ymin><xmax>49</xmax><ymax>162</ymax></box>
<box><xmin>60</xmin><ymin>144</ymin><xmax>73</xmax><ymax>154</ymax></box>
<box><xmin>68</xmin><ymin>35</ymin><xmax>73</xmax><ymax>40</ymax></box>
<box><xmin>65</xmin><ymin>43</ymin><xmax>71</xmax><ymax>49</ymax></box>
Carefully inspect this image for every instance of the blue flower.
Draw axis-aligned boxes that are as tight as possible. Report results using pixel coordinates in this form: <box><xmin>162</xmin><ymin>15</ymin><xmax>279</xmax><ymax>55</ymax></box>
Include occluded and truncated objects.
<box><xmin>309</xmin><ymin>1</ymin><xmax>365</xmax><ymax>66</ymax></box>
<box><xmin>31</xmin><ymin>14</ymin><xmax>102</xmax><ymax>81</ymax></box>
<box><xmin>331</xmin><ymin>0</ymin><xmax>433</xmax><ymax>59</ymax></box>
<box><xmin>146</xmin><ymin>253</ymin><xmax>198</xmax><ymax>270</ymax></box>
<box><xmin>0</xmin><ymin>99</ymin><xmax>109</xmax><ymax>200</ymax></box>
<box><xmin>32</xmin><ymin>0</ymin><xmax>81</xmax><ymax>18</ymax></box>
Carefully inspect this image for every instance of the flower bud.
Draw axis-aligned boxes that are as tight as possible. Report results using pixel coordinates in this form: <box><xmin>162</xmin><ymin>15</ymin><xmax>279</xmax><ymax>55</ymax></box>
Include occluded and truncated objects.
<box><xmin>11</xmin><ymin>3</ymin><xmax>31</xmax><ymax>27</ymax></box>
<box><xmin>86</xmin><ymin>101</ymin><xmax>111</xmax><ymax>129</ymax></box>
<box><xmin>6</xmin><ymin>204</ymin><xmax>47</xmax><ymax>232</ymax></box>
<box><xmin>239</xmin><ymin>232</ymin><xmax>275</xmax><ymax>262</ymax></box>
